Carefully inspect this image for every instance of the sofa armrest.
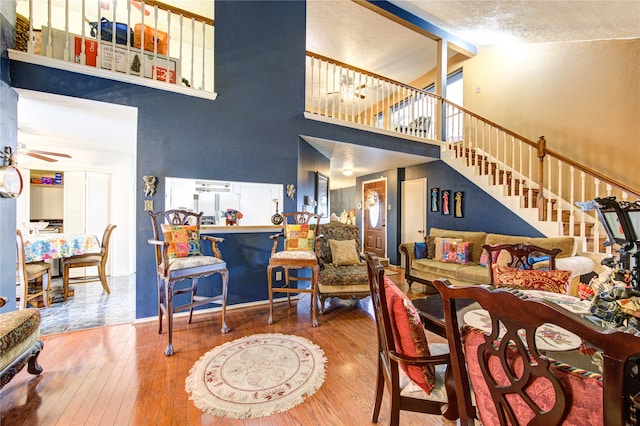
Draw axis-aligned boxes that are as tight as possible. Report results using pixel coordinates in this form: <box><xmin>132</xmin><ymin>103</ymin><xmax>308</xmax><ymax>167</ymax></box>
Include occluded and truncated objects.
<box><xmin>555</xmin><ymin>256</ymin><xmax>595</xmax><ymax>278</ymax></box>
<box><xmin>399</xmin><ymin>243</ymin><xmax>416</xmax><ymax>275</ymax></box>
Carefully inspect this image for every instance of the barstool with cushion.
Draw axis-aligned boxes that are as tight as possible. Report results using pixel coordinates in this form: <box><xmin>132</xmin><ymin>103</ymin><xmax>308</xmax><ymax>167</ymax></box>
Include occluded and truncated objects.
<box><xmin>148</xmin><ymin>209</ymin><xmax>229</xmax><ymax>356</ymax></box>
<box><xmin>16</xmin><ymin>230</ymin><xmax>51</xmax><ymax>309</ymax></box>
<box><xmin>62</xmin><ymin>224</ymin><xmax>117</xmax><ymax>301</ymax></box>
<box><xmin>267</xmin><ymin>211</ymin><xmax>321</xmax><ymax>327</ymax></box>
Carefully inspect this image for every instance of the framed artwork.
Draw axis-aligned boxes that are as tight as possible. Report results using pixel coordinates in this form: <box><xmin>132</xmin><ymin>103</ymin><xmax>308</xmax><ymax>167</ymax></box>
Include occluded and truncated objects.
<box><xmin>315</xmin><ymin>171</ymin><xmax>330</xmax><ymax>219</ymax></box>
<box><xmin>441</xmin><ymin>189</ymin><xmax>451</xmax><ymax>215</ymax></box>
<box><xmin>454</xmin><ymin>191</ymin><xmax>464</xmax><ymax>218</ymax></box>
<box><xmin>430</xmin><ymin>187</ymin><xmax>439</xmax><ymax>212</ymax></box>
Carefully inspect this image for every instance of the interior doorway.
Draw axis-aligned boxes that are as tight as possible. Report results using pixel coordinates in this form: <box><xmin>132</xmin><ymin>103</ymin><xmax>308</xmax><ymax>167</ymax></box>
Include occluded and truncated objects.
<box><xmin>401</xmin><ymin>178</ymin><xmax>427</xmax><ymax>267</ymax></box>
<box><xmin>15</xmin><ymin>89</ymin><xmax>137</xmax><ymax>332</ymax></box>
<box><xmin>15</xmin><ymin>89</ymin><xmax>137</xmax><ymax>277</ymax></box>
<box><xmin>362</xmin><ymin>178</ymin><xmax>387</xmax><ymax>258</ymax></box>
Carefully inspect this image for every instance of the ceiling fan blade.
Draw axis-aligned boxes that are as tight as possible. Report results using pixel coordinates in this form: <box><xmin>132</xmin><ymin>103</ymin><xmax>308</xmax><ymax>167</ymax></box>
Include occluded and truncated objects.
<box><xmin>27</xmin><ymin>152</ymin><xmax>58</xmax><ymax>162</ymax></box>
<box><xmin>356</xmin><ymin>93</ymin><xmax>366</xmax><ymax>99</ymax></box>
<box><xmin>327</xmin><ymin>91</ymin><xmax>341</xmax><ymax>95</ymax></box>
<box><xmin>28</xmin><ymin>149</ymin><xmax>72</xmax><ymax>158</ymax></box>
<box><xmin>355</xmin><ymin>84</ymin><xmax>367</xmax><ymax>90</ymax></box>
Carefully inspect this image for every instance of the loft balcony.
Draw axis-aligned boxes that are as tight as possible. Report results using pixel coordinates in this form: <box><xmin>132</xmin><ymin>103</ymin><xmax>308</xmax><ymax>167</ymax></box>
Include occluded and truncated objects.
<box><xmin>11</xmin><ymin>0</ymin><xmax>215</xmax><ymax>100</ymax></box>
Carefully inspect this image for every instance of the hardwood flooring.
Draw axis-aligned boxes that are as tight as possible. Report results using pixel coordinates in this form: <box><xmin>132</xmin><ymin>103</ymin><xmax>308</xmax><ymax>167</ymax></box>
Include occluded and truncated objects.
<box><xmin>0</xmin><ymin>270</ymin><xmax>452</xmax><ymax>426</ymax></box>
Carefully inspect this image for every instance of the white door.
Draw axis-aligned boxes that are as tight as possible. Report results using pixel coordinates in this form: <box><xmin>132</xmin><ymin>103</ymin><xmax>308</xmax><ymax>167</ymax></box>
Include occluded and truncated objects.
<box><xmin>63</xmin><ymin>171</ymin><xmax>86</xmax><ymax>233</ymax></box>
<box><xmin>63</xmin><ymin>171</ymin><xmax>111</xmax><ymax>276</ymax></box>
<box><xmin>401</xmin><ymin>178</ymin><xmax>427</xmax><ymax>267</ymax></box>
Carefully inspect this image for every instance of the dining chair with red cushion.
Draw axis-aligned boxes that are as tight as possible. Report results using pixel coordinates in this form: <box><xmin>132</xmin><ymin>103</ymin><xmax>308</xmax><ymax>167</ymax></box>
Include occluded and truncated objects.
<box><xmin>433</xmin><ymin>278</ymin><xmax>640</xmax><ymax>426</ymax></box>
<box><xmin>365</xmin><ymin>253</ymin><xmax>458</xmax><ymax>426</ymax></box>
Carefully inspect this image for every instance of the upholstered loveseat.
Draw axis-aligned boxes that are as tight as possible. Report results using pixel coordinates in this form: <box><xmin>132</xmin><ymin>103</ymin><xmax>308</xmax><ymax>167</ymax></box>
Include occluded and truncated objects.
<box><xmin>0</xmin><ymin>296</ymin><xmax>43</xmax><ymax>389</ymax></box>
<box><xmin>399</xmin><ymin>228</ymin><xmax>595</xmax><ymax>296</ymax></box>
<box><xmin>316</xmin><ymin>221</ymin><xmax>370</xmax><ymax>313</ymax></box>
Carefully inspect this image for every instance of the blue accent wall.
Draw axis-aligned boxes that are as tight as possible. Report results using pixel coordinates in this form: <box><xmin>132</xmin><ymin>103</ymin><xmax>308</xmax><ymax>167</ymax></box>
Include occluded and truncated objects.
<box><xmin>404</xmin><ymin>160</ymin><xmax>544</xmax><ymax>236</ymax></box>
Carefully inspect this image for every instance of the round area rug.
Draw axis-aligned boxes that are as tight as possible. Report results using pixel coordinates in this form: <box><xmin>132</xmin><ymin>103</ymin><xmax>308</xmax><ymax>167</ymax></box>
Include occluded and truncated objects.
<box><xmin>185</xmin><ymin>333</ymin><xmax>327</xmax><ymax>419</ymax></box>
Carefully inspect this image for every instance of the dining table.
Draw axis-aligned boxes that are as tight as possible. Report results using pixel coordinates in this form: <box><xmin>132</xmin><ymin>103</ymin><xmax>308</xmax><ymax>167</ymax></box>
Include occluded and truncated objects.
<box><xmin>22</xmin><ymin>232</ymin><xmax>101</xmax><ymax>299</ymax></box>
<box><xmin>22</xmin><ymin>232</ymin><xmax>100</xmax><ymax>262</ymax></box>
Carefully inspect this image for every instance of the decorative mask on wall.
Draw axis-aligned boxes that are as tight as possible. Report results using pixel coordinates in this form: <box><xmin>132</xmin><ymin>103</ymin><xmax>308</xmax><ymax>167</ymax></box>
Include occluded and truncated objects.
<box><xmin>143</xmin><ymin>175</ymin><xmax>157</xmax><ymax>197</ymax></box>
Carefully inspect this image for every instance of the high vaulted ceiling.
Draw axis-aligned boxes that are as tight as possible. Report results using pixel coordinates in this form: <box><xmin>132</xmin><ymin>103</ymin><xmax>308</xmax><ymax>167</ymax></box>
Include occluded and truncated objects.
<box><xmin>306</xmin><ymin>0</ymin><xmax>640</xmax><ymax>189</ymax></box>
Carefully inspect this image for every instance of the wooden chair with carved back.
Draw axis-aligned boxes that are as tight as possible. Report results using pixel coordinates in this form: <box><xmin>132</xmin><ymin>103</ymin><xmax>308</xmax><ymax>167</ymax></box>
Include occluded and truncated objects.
<box><xmin>365</xmin><ymin>253</ymin><xmax>458</xmax><ymax>426</ymax></box>
<box><xmin>433</xmin><ymin>278</ymin><xmax>640</xmax><ymax>425</ymax></box>
<box><xmin>148</xmin><ymin>209</ymin><xmax>229</xmax><ymax>356</ymax></box>
<box><xmin>16</xmin><ymin>230</ymin><xmax>51</xmax><ymax>309</ymax></box>
<box><xmin>267</xmin><ymin>211</ymin><xmax>321</xmax><ymax>327</ymax></box>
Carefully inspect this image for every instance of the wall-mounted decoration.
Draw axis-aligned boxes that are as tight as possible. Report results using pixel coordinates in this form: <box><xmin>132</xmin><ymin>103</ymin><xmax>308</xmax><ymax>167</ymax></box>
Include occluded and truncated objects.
<box><xmin>454</xmin><ymin>191</ymin><xmax>464</xmax><ymax>218</ymax></box>
<box><xmin>143</xmin><ymin>175</ymin><xmax>157</xmax><ymax>197</ymax></box>
<box><xmin>0</xmin><ymin>147</ymin><xmax>23</xmax><ymax>198</ymax></box>
<box><xmin>441</xmin><ymin>189</ymin><xmax>451</xmax><ymax>215</ymax></box>
<box><xmin>286</xmin><ymin>183</ymin><xmax>296</xmax><ymax>200</ymax></box>
<box><xmin>271</xmin><ymin>198</ymin><xmax>283</xmax><ymax>225</ymax></box>
<box><xmin>315</xmin><ymin>172</ymin><xmax>329</xmax><ymax>219</ymax></box>
<box><xmin>430</xmin><ymin>187</ymin><xmax>439</xmax><ymax>212</ymax></box>
<box><xmin>144</xmin><ymin>199</ymin><xmax>154</xmax><ymax>211</ymax></box>
<box><xmin>356</xmin><ymin>200</ymin><xmax>362</xmax><ymax>210</ymax></box>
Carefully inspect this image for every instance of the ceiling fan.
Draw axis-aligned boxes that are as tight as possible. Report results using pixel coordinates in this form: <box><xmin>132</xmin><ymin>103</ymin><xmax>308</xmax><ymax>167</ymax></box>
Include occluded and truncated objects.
<box><xmin>328</xmin><ymin>74</ymin><xmax>366</xmax><ymax>102</ymax></box>
<box><xmin>18</xmin><ymin>143</ymin><xmax>72</xmax><ymax>163</ymax></box>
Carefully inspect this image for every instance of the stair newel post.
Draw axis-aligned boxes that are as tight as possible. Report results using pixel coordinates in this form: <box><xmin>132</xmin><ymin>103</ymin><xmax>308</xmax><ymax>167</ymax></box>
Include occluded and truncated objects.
<box><xmin>536</xmin><ymin>136</ymin><xmax>547</xmax><ymax>221</ymax></box>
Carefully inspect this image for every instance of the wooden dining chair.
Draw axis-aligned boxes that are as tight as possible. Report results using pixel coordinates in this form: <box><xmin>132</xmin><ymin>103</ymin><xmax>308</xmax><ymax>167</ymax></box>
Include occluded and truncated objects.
<box><xmin>16</xmin><ymin>230</ymin><xmax>51</xmax><ymax>309</ymax></box>
<box><xmin>62</xmin><ymin>224</ymin><xmax>117</xmax><ymax>301</ymax></box>
<box><xmin>267</xmin><ymin>211</ymin><xmax>321</xmax><ymax>327</ymax></box>
<box><xmin>433</xmin><ymin>278</ymin><xmax>640</xmax><ymax>426</ymax></box>
<box><xmin>365</xmin><ymin>252</ymin><xmax>458</xmax><ymax>425</ymax></box>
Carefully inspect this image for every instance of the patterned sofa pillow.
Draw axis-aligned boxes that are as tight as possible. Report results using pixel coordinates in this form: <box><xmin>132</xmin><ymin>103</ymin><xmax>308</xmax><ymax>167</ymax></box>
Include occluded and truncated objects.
<box><xmin>492</xmin><ymin>265</ymin><xmax>572</xmax><ymax>294</ymax></box>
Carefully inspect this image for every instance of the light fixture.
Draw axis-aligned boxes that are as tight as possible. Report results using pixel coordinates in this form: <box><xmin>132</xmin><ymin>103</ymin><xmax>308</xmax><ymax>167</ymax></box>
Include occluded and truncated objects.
<box><xmin>342</xmin><ymin>169</ymin><xmax>353</xmax><ymax>176</ymax></box>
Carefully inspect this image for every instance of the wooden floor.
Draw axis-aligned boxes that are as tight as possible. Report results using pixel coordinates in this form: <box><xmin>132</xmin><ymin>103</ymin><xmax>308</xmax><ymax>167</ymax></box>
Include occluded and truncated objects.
<box><xmin>0</xmin><ymin>269</ymin><xmax>452</xmax><ymax>426</ymax></box>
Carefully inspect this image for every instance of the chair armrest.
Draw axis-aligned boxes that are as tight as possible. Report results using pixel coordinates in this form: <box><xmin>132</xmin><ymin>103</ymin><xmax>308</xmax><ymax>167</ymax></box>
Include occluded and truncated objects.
<box><xmin>201</xmin><ymin>235</ymin><xmax>225</xmax><ymax>243</ymax></box>
<box><xmin>201</xmin><ymin>235</ymin><xmax>225</xmax><ymax>259</ymax></box>
<box><xmin>389</xmin><ymin>350</ymin><xmax>451</xmax><ymax>367</ymax></box>
<box><xmin>269</xmin><ymin>233</ymin><xmax>285</xmax><ymax>255</ymax></box>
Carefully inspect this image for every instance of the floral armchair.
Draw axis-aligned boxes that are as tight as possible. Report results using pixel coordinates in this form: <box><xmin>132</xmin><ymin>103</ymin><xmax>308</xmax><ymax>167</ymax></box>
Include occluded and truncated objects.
<box><xmin>317</xmin><ymin>221</ymin><xmax>370</xmax><ymax>313</ymax></box>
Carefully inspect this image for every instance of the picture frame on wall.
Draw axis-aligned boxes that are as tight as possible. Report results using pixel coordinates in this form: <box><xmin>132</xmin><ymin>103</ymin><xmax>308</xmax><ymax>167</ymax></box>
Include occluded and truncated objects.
<box><xmin>430</xmin><ymin>187</ymin><xmax>439</xmax><ymax>212</ymax></box>
<box><xmin>441</xmin><ymin>189</ymin><xmax>451</xmax><ymax>215</ymax></box>
<box><xmin>454</xmin><ymin>191</ymin><xmax>464</xmax><ymax>218</ymax></box>
<box><xmin>315</xmin><ymin>171</ymin><xmax>330</xmax><ymax>219</ymax></box>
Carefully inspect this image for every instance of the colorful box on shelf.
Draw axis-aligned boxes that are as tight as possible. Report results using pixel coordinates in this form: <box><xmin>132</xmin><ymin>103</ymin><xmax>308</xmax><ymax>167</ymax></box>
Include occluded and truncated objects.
<box><xmin>31</xmin><ymin>178</ymin><xmax>41</xmax><ymax>184</ymax></box>
<box><xmin>74</xmin><ymin>37</ymin><xmax>180</xmax><ymax>84</ymax></box>
<box><xmin>40</xmin><ymin>177</ymin><xmax>53</xmax><ymax>184</ymax></box>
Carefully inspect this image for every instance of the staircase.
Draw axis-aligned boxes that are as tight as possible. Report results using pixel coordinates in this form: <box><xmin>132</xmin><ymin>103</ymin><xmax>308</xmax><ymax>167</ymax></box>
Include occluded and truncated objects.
<box><xmin>441</xmin><ymin>141</ymin><xmax>629</xmax><ymax>255</ymax></box>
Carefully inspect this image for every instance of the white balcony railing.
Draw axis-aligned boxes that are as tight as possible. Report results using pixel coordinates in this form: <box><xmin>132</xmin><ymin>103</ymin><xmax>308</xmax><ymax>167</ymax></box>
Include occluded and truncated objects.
<box><xmin>306</xmin><ymin>51</ymin><xmax>438</xmax><ymax>140</ymax></box>
<box><xmin>14</xmin><ymin>0</ymin><xmax>215</xmax><ymax>98</ymax></box>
